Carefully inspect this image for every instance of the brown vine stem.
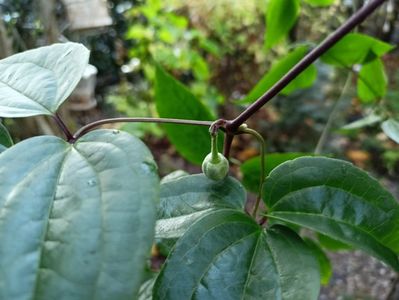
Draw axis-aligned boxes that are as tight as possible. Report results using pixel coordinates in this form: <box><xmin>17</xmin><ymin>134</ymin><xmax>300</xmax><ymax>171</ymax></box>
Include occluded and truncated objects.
<box><xmin>72</xmin><ymin>117</ymin><xmax>213</xmax><ymax>141</ymax></box>
<box><xmin>53</xmin><ymin>113</ymin><xmax>74</xmax><ymax>142</ymax></box>
<box><xmin>226</xmin><ymin>0</ymin><xmax>388</xmax><ymax>134</ymax></box>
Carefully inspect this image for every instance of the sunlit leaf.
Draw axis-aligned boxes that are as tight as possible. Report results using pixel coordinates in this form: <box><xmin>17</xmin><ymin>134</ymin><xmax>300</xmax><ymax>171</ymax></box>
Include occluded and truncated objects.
<box><xmin>0</xmin><ymin>43</ymin><xmax>89</xmax><ymax>117</ymax></box>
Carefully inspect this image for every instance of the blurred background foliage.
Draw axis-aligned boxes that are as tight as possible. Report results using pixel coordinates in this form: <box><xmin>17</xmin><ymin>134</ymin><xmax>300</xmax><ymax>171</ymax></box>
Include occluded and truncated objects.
<box><xmin>0</xmin><ymin>0</ymin><xmax>398</xmax><ymax>177</ymax></box>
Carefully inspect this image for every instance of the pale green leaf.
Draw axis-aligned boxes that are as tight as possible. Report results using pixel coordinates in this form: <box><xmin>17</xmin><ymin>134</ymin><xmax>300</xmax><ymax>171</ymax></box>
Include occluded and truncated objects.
<box><xmin>154</xmin><ymin>210</ymin><xmax>320</xmax><ymax>300</ymax></box>
<box><xmin>382</xmin><ymin>119</ymin><xmax>399</xmax><ymax>144</ymax></box>
<box><xmin>0</xmin><ymin>129</ymin><xmax>158</xmax><ymax>299</ymax></box>
<box><xmin>0</xmin><ymin>43</ymin><xmax>89</xmax><ymax>117</ymax></box>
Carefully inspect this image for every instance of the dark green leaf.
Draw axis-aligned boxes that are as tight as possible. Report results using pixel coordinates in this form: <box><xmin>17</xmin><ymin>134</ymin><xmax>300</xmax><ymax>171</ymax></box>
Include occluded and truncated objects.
<box><xmin>321</xmin><ymin>33</ymin><xmax>394</xmax><ymax>67</ymax></box>
<box><xmin>357</xmin><ymin>58</ymin><xmax>387</xmax><ymax>102</ymax></box>
<box><xmin>155</xmin><ymin>65</ymin><xmax>216</xmax><ymax>165</ymax></box>
<box><xmin>154</xmin><ymin>210</ymin><xmax>320</xmax><ymax>300</ymax></box>
<box><xmin>317</xmin><ymin>233</ymin><xmax>353</xmax><ymax>251</ymax></box>
<box><xmin>242</xmin><ymin>46</ymin><xmax>316</xmax><ymax>103</ymax></box>
<box><xmin>263</xmin><ymin>157</ymin><xmax>399</xmax><ymax>270</ymax></box>
<box><xmin>381</xmin><ymin>119</ymin><xmax>399</xmax><ymax>144</ymax></box>
<box><xmin>156</xmin><ymin>174</ymin><xmax>246</xmax><ymax>239</ymax></box>
<box><xmin>265</xmin><ymin>0</ymin><xmax>300</xmax><ymax>49</ymax></box>
<box><xmin>0</xmin><ymin>129</ymin><xmax>159</xmax><ymax>299</ymax></box>
<box><xmin>303</xmin><ymin>0</ymin><xmax>336</xmax><ymax>6</ymax></box>
<box><xmin>241</xmin><ymin>152</ymin><xmax>311</xmax><ymax>193</ymax></box>
<box><xmin>0</xmin><ymin>122</ymin><xmax>13</xmax><ymax>147</ymax></box>
<box><xmin>304</xmin><ymin>238</ymin><xmax>332</xmax><ymax>285</ymax></box>
<box><xmin>0</xmin><ymin>43</ymin><xmax>89</xmax><ymax>117</ymax></box>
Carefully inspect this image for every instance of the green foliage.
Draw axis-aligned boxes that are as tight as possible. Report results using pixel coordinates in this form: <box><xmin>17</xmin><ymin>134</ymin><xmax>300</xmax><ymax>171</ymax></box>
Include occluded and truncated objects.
<box><xmin>240</xmin><ymin>152</ymin><xmax>311</xmax><ymax>193</ymax></box>
<box><xmin>265</xmin><ymin>0</ymin><xmax>300</xmax><ymax>49</ymax></box>
<box><xmin>0</xmin><ymin>43</ymin><xmax>89</xmax><ymax>117</ymax></box>
<box><xmin>243</xmin><ymin>46</ymin><xmax>317</xmax><ymax>103</ymax></box>
<box><xmin>154</xmin><ymin>210</ymin><xmax>320</xmax><ymax>300</ymax></box>
<box><xmin>303</xmin><ymin>0</ymin><xmax>336</xmax><ymax>7</ymax></box>
<box><xmin>156</xmin><ymin>174</ymin><xmax>245</xmax><ymax>239</ymax></box>
<box><xmin>357</xmin><ymin>58</ymin><xmax>388</xmax><ymax>102</ymax></box>
<box><xmin>321</xmin><ymin>33</ymin><xmax>394</xmax><ymax>67</ymax></box>
<box><xmin>0</xmin><ymin>121</ymin><xmax>13</xmax><ymax>148</ymax></box>
<box><xmin>263</xmin><ymin>157</ymin><xmax>399</xmax><ymax>270</ymax></box>
<box><xmin>155</xmin><ymin>65</ymin><xmax>215</xmax><ymax>165</ymax></box>
<box><xmin>381</xmin><ymin>119</ymin><xmax>399</xmax><ymax>144</ymax></box>
<box><xmin>0</xmin><ymin>130</ymin><xmax>159</xmax><ymax>299</ymax></box>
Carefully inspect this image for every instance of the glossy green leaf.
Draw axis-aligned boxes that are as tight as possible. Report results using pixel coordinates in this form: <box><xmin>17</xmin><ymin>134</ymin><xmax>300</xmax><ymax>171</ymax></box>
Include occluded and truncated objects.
<box><xmin>156</xmin><ymin>174</ymin><xmax>245</xmax><ymax>239</ymax></box>
<box><xmin>242</xmin><ymin>46</ymin><xmax>316</xmax><ymax>103</ymax></box>
<box><xmin>382</xmin><ymin>119</ymin><xmax>399</xmax><ymax>144</ymax></box>
<box><xmin>154</xmin><ymin>210</ymin><xmax>320</xmax><ymax>300</ymax></box>
<box><xmin>0</xmin><ymin>43</ymin><xmax>89</xmax><ymax>118</ymax></box>
<box><xmin>303</xmin><ymin>0</ymin><xmax>336</xmax><ymax>6</ymax></box>
<box><xmin>263</xmin><ymin>157</ymin><xmax>399</xmax><ymax>270</ymax></box>
<box><xmin>321</xmin><ymin>33</ymin><xmax>394</xmax><ymax>67</ymax></box>
<box><xmin>155</xmin><ymin>65</ymin><xmax>216</xmax><ymax>165</ymax></box>
<box><xmin>357</xmin><ymin>58</ymin><xmax>387</xmax><ymax>102</ymax></box>
<box><xmin>265</xmin><ymin>0</ymin><xmax>300</xmax><ymax>49</ymax></box>
<box><xmin>0</xmin><ymin>129</ymin><xmax>159</xmax><ymax>299</ymax></box>
<box><xmin>304</xmin><ymin>238</ymin><xmax>332</xmax><ymax>286</ymax></box>
<box><xmin>0</xmin><ymin>121</ymin><xmax>13</xmax><ymax>147</ymax></box>
<box><xmin>241</xmin><ymin>152</ymin><xmax>311</xmax><ymax>193</ymax></box>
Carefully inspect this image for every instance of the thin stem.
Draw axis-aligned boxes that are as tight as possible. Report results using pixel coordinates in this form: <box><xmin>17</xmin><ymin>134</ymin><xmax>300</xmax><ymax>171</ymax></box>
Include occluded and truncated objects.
<box><xmin>238</xmin><ymin>126</ymin><xmax>266</xmax><ymax>218</ymax></box>
<box><xmin>228</xmin><ymin>0</ymin><xmax>387</xmax><ymax>132</ymax></box>
<box><xmin>53</xmin><ymin>113</ymin><xmax>73</xmax><ymax>142</ymax></box>
<box><xmin>73</xmin><ymin>117</ymin><xmax>213</xmax><ymax>141</ymax></box>
<box><xmin>223</xmin><ymin>133</ymin><xmax>234</xmax><ymax>158</ymax></box>
<box><xmin>314</xmin><ymin>73</ymin><xmax>353</xmax><ymax>154</ymax></box>
<box><xmin>210</xmin><ymin>134</ymin><xmax>219</xmax><ymax>161</ymax></box>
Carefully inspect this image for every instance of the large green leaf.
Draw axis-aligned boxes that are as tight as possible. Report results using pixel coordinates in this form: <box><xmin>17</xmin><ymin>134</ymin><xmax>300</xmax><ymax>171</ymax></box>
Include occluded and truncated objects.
<box><xmin>242</xmin><ymin>46</ymin><xmax>316</xmax><ymax>103</ymax></box>
<box><xmin>156</xmin><ymin>174</ymin><xmax>245</xmax><ymax>239</ymax></box>
<box><xmin>0</xmin><ymin>121</ymin><xmax>13</xmax><ymax>147</ymax></box>
<box><xmin>0</xmin><ymin>129</ymin><xmax>158</xmax><ymax>299</ymax></box>
<box><xmin>241</xmin><ymin>152</ymin><xmax>311</xmax><ymax>193</ymax></box>
<box><xmin>155</xmin><ymin>65</ymin><xmax>215</xmax><ymax>165</ymax></box>
<box><xmin>382</xmin><ymin>118</ymin><xmax>399</xmax><ymax>144</ymax></box>
<box><xmin>302</xmin><ymin>0</ymin><xmax>336</xmax><ymax>6</ymax></box>
<box><xmin>0</xmin><ymin>43</ymin><xmax>89</xmax><ymax>117</ymax></box>
<box><xmin>154</xmin><ymin>210</ymin><xmax>320</xmax><ymax>300</ymax></box>
<box><xmin>357</xmin><ymin>58</ymin><xmax>387</xmax><ymax>102</ymax></box>
<box><xmin>263</xmin><ymin>157</ymin><xmax>399</xmax><ymax>270</ymax></box>
<box><xmin>321</xmin><ymin>33</ymin><xmax>394</xmax><ymax>67</ymax></box>
<box><xmin>265</xmin><ymin>0</ymin><xmax>300</xmax><ymax>49</ymax></box>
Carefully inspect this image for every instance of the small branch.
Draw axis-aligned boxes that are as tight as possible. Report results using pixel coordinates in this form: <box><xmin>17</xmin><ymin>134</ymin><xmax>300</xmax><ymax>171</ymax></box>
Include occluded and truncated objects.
<box><xmin>53</xmin><ymin>113</ymin><xmax>74</xmax><ymax>142</ymax></box>
<box><xmin>223</xmin><ymin>133</ymin><xmax>234</xmax><ymax>158</ymax></box>
<box><xmin>73</xmin><ymin>117</ymin><xmax>214</xmax><ymax>141</ymax></box>
<box><xmin>228</xmin><ymin>0</ymin><xmax>388</xmax><ymax>132</ymax></box>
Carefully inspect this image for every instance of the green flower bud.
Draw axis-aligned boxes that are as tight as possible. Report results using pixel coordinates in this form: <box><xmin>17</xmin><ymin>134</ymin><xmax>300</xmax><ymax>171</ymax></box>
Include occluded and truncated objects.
<box><xmin>202</xmin><ymin>152</ymin><xmax>229</xmax><ymax>181</ymax></box>
<box><xmin>202</xmin><ymin>131</ymin><xmax>229</xmax><ymax>181</ymax></box>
